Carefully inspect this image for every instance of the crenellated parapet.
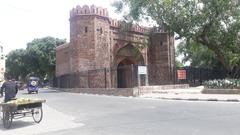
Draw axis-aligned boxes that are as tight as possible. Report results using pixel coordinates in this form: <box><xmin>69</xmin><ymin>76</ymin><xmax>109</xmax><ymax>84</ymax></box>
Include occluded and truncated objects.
<box><xmin>70</xmin><ymin>4</ymin><xmax>149</xmax><ymax>34</ymax></box>
<box><xmin>131</xmin><ymin>24</ymin><xmax>150</xmax><ymax>33</ymax></box>
<box><xmin>70</xmin><ymin>4</ymin><xmax>109</xmax><ymax>18</ymax></box>
<box><xmin>109</xmin><ymin>18</ymin><xmax>150</xmax><ymax>33</ymax></box>
<box><xmin>109</xmin><ymin>18</ymin><xmax>120</xmax><ymax>27</ymax></box>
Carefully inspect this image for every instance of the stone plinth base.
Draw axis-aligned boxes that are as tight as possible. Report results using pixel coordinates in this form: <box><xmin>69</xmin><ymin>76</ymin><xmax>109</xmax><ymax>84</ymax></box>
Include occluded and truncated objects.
<box><xmin>139</xmin><ymin>84</ymin><xmax>189</xmax><ymax>95</ymax></box>
<box><xmin>53</xmin><ymin>84</ymin><xmax>189</xmax><ymax>97</ymax></box>
<box><xmin>53</xmin><ymin>88</ymin><xmax>137</xmax><ymax>97</ymax></box>
<box><xmin>202</xmin><ymin>89</ymin><xmax>240</xmax><ymax>94</ymax></box>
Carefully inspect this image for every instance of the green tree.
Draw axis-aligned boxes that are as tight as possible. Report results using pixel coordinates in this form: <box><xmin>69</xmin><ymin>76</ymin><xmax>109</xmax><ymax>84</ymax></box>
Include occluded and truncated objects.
<box><xmin>6</xmin><ymin>36</ymin><xmax>66</xmax><ymax>81</ymax></box>
<box><xmin>113</xmin><ymin>0</ymin><xmax>240</xmax><ymax>78</ymax></box>
<box><xmin>26</xmin><ymin>36</ymin><xmax>66</xmax><ymax>80</ymax></box>
<box><xmin>176</xmin><ymin>39</ymin><xmax>223</xmax><ymax>69</ymax></box>
<box><xmin>6</xmin><ymin>49</ymin><xmax>28</xmax><ymax>80</ymax></box>
<box><xmin>175</xmin><ymin>59</ymin><xmax>184</xmax><ymax>69</ymax></box>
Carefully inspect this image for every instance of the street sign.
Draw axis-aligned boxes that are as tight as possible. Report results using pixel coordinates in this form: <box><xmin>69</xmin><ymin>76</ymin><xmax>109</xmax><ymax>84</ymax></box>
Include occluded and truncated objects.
<box><xmin>138</xmin><ymin>66</ymin><xmax>147</xmax><ymax>75</ymax></box>
<box><xmin>177</xmin><ymin>70</ymin><xmax>186</xmax><ymax>80</ymax></box>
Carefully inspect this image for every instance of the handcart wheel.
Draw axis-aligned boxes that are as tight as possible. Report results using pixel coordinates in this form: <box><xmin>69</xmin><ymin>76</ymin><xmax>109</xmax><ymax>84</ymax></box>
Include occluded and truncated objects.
<box><xmin>32</xmin><ymin>107</ymin><xmax>43</xmax><ymax>123</ymax></box>
<box><xmin>3</xmin><ymin>111</ymin><xmax>13</xmax><ymax>129</ymax></box>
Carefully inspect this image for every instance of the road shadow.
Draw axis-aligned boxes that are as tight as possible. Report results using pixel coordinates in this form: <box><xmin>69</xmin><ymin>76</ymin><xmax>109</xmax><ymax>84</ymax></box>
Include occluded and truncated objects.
<box><xmin>21</xmin><ymin>90</ymin><xmax>62</xmax><ymax>95</ymax></box>
<box><xmin>39</xmin><ymin>90</ymin><xmax>62</xmax><ymax>94</ymax></box>
<box><xmin>0</xmin><ymin>120</ymin><xmax>35</xmax><ymax>130</ymax></box>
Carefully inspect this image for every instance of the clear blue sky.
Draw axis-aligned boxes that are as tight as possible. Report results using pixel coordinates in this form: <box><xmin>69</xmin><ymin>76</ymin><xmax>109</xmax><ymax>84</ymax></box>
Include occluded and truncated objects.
<box><xmin>0</xmin><ymin>0</ymin><xmax>121</xmax><ymax>54</ymax></box>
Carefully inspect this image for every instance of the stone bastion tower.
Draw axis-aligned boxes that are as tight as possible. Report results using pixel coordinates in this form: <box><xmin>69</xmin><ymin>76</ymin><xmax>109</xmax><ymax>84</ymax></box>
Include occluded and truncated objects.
<box><xmin>56</xmin><ymin>5</ymin><xmax>175</xmax><ymax>88</ymax></box>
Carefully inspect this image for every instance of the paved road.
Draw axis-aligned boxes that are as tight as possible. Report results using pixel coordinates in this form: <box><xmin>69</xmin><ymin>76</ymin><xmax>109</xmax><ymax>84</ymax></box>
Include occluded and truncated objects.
<box><xmin>2</xmin><ymin>88</ymin><xmax>240</xmax><ymax>135</ymax></box>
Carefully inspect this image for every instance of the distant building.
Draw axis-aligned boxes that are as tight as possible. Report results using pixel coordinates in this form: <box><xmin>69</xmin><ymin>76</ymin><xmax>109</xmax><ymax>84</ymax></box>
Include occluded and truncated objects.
<box><xmin>0</xmin><ymin>44</ymin><xmax>5</xmax><ymax>81</ymax></box>
<box><xmin>55</xmin><ymin>5</ymin><xmax>175</xmax><ymax>88</ymax></box>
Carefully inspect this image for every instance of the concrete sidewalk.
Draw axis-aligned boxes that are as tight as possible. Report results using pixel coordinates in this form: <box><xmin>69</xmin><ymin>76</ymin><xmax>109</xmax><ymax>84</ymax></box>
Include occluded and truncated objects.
<box><xmin>140</xmin><ymin>86</ymin><xmax>240</xmax><ymax>102</ymax></box>
<box><xmin>0</xmin><ymin>104</ymin><xmax>84</xmax><ymax>135</ymax></box>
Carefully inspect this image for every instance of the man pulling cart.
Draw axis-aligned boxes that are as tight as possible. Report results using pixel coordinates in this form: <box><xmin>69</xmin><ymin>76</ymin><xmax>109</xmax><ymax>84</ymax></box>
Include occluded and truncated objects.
<box><xmin>0</xmin><ymin>75</ymin><xmax>45</xmax><ymax>129</ymax></box>
<box><xmin>0</xmin><ymin>98</ymin><xmax>46</xmax><ymax>129</ymax></box>
<box><xmin>0</xmin><ymin>75</ymin><xmax>18</xmax><ymax>103</ymax></box>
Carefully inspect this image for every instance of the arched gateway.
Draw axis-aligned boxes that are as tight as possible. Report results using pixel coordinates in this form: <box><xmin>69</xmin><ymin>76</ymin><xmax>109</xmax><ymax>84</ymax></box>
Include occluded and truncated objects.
<box><xmin>116</xmin><ymin>44</ymin><xmax>144</xmax><ymax>88</ymax></box>
<box><xmin>55</xmin><ymin>5</ymin><xmax>175</xmax><ymax>89</ymax></box>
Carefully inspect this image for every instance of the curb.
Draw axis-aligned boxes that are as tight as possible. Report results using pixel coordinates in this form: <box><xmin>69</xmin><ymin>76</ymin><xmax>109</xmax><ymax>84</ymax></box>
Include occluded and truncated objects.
<box><xmin>143</xmin><ymin>96</ymin><xmax>240</xmax><ymax>102</ymax></box>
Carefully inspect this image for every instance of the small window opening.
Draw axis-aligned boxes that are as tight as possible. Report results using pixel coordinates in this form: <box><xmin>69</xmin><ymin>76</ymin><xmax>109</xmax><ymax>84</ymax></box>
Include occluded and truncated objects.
<box><xmin>85</xmin><ymin>27</ymin><xmax>88</xmax><ymax>33</ymax></box>
<box><xmin>160</xmin><ymin>41</ymin><xmax>163</xmax><ymax>46</ymax></box>
<box><xmin>100</xmin><ymin>28</ymin><xmax>103</xmax><ymax>34</ymax></box>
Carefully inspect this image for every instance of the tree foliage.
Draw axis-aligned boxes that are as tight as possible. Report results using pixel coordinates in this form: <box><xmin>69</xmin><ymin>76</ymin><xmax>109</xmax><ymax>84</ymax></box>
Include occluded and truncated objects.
<box><xmin>176</xmin><ymin>39</ymin><xmax>223</xmax><ymax>69</ymax></box>
<box><xmin>6</xmin><ymin>36</ymin><xmax>66</xmax><ymax>81</ymax></box>
<box><xmin>6</xmin><ymin>49</ymin><xmax>28</xmax><ymax>80</ymax></box>
<box><xmin>175</xmin><ymin>59</ymin><xmax>184</xmax><ymax>69</ymax></box>
<box><xmin>113</xmin><ymin>0</ymin><xmax>240</xmax><ymax>78</ymax></box>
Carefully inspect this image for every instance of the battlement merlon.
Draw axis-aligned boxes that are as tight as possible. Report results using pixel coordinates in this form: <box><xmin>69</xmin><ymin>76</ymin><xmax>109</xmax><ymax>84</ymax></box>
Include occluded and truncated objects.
<box><xmin>109</xmin><ymin>18</ymin><xmax>150</xmax><ymax>33</ymax></box>
<box><xmin>69</xmin><ymin>4</ymin><xmax>150</xmax><ymax>34</ymax></box>
<box><xmin>70</xmin><ymin>5</ymin><xmax>109</xmax><ymax>18</ymax></box>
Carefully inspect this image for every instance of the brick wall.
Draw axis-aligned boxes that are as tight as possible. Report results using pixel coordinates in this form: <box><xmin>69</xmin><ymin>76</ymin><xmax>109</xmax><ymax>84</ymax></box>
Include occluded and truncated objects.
<box><xmin>148</xmin><ymin>33</ymin><xmax>175</xmax><ymax>85</ymax></box>
<box><xmin>56</xmin><ymin>44</ymin><xmax>70</xmax><ymax>76</ymax></box>
<box><xmin>70</xmin><ymin>15</ymin><xmax>96</xmax><ymax>72</ymax></box>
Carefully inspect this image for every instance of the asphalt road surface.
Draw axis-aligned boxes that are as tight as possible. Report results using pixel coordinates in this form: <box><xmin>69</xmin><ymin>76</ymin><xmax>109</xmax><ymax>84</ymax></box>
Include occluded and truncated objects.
<box><xmin>1</xmin><ymin>88</ymin><xmax>240</xmax><ymax>135</ymax></box>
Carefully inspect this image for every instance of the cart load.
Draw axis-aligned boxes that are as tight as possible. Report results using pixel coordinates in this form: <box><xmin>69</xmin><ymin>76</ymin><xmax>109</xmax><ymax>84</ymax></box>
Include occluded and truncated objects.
<box><xmin>0</xmin><ymin>98</ymin><xmax>46</xmax><ymax>129</ymax></box>
<box><xmin>6</xmin><ymin>98</ymin><xmax>46</xmax><ymax>106</ymax></box>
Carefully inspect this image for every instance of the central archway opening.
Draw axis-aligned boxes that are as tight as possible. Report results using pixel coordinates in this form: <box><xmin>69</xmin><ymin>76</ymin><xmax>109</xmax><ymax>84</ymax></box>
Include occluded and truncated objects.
<box><xmin>117</xmin><ymin>59</ymin><xmax>135</xmax><ymax>88</ymax></box>
<box><xmin>116</xmin><ymin>44</ymin><xmax>145</xmax><ymax>88</ymax></box>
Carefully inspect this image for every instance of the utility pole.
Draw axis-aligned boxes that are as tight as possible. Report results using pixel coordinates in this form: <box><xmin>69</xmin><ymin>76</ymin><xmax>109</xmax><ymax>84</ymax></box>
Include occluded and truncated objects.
<box><xmin>0</xmin><ymin>42</ymin><xmax>5</xmax><ymax>82</ymax></box>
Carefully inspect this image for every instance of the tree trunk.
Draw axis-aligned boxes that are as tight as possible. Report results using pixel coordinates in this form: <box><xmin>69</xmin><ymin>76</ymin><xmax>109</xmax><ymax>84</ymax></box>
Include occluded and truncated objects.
<box><xmin>196</xmin><ymin>36</ymin><xmax>232</xmax><ymax>76</ymax></box>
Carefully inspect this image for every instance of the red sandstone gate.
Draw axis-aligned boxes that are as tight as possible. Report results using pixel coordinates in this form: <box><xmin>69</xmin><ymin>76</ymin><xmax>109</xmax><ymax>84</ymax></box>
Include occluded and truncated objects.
<box><xmin>55</xmin><ymin>5</ymin><xmax>176</xmax><ymax>89</ymax></box>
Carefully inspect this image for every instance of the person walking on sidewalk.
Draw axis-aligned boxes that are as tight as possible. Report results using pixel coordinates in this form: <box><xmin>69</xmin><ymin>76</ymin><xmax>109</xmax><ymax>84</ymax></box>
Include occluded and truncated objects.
<box><xmin>0</xmin><ymin>75</ymin><xmax>18</xmax><ymax>102</ymax></box>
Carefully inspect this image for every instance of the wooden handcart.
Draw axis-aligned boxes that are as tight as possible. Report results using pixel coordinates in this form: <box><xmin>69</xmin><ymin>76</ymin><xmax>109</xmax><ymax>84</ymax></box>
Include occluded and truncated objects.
<box><xmin>0</xmin><ymin>99</ymin><xmax>46</xmax><ymax>129</ymax></box>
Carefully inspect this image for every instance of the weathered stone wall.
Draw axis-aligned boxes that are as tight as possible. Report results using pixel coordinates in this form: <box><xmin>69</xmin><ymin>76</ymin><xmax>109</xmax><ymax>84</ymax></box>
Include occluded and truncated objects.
<box><xmin>94</xmin><ymin>16</ymin><xmax>111</xmax><ymax>70</ymax></box>
<box><xmin>54</xmin><ymin>69</ymin><xmax>112</xmax><ymax>88</ymax></box>
<box><xmin>148</xmin><ymin>32</ymin><xmax>175</xmax><ymax>85</ymax></box>
<box><xmin>88</xmin><ymin>69</ymin><xmax>106</xmax><ymax>88</ymax></box>
<box><xmin>69</xmin><ymin>15</ymin><xmax>96</xmax><ymax>73</ymax></box>
<box><xmin>56</xmin><ymin>44</ymin><xmax>70</xmax><ymax>76</ymax></box>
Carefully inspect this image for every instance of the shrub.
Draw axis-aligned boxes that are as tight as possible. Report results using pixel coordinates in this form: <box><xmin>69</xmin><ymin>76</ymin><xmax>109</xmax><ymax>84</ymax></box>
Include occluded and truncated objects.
<box><xmin>203</xmin><ymin>79</ymin><xmax>240</xmax><ymax>89</ymax></box>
